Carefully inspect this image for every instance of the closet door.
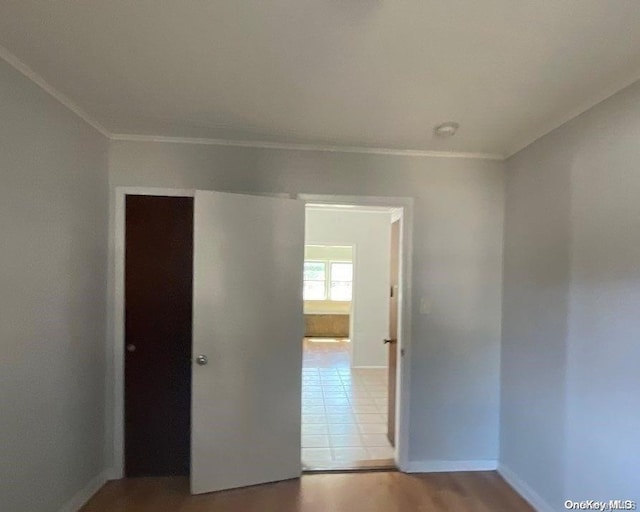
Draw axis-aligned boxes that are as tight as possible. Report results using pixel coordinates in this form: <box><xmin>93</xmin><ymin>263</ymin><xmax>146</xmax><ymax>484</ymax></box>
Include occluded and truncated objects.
<box><xmin>125</xmin><ymin>195</ymin><xmax>193</xmax><ymax>477</ymax></box>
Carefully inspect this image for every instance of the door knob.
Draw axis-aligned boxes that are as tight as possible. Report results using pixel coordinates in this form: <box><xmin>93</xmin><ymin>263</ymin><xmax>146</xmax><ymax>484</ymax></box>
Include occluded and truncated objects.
<box><xmin>126</xmin><ymin>344</ymin><xmax>136</xmax><ymax>352</ymax></box>
<box><xmin>195</xmin><ymin>355</ymin><xmax>208</xmax><ymax>366</ymax></box>
<box><xmin>383</xmin><ymin>339</ymin><xmax>397</xmax><ymax>344</ymax></box>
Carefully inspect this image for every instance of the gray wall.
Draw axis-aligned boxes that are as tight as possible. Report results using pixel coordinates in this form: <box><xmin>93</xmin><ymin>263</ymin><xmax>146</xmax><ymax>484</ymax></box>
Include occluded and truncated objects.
<box><xmin>108</xmin><ymin>141</ymin><xmax>505</xmax><ymax>467</ymax></box>
<box><xmin>503</xmin><ymin>81</ymin><xmax>640</xmax><ymax>509</ymax></box>
<box><xmin>0</xmin><ymin>60</ymin><xmax>108</xmax><ymax>511</ymax></box>
<box><xmin>564</xmin><ymin>82</ymin><xmax>640</xmax><ymax>503</ymax></box>
<box><xmin>501</xmin><ymin>127</ymin><xmax>573</xmax><ymax>507</ymax></box>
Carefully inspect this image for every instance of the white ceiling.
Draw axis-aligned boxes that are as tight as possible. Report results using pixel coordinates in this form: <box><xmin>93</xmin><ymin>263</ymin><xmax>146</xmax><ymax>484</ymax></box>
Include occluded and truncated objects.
<box><xmin>2</xmin><ymin>1</ymin><xmax>640</xmax><ymax>157</ymax></box>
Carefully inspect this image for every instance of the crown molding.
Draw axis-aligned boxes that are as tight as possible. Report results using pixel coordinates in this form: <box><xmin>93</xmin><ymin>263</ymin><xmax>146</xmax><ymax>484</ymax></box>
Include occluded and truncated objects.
<box><xmin>109</xmin><ymin>134</ymin><xmax>506</xmax><ymax>160</ymax></box>
<box><xmin>1</xmin><ymin>43</ymin><xmax>505</xmax><ymax>160</ymax></box>
<box><xmin>505</xmin><ymin>72</ymin><xmax>640</xmax><ymax>159</ymax></box>
<box><xmin>5</xmin><ymin>36</ymin><xmax>640</xmax><ymax>162</ymax></box>
<box><xmin>0</xmin><ymin>44</ymin><xmax>109</xmax><ymax>137</ymax></box>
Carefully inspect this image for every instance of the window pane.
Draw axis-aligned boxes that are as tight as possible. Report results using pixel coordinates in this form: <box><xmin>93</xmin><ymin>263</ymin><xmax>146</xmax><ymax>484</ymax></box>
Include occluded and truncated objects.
<box><xmin>304</xmin><ymin>281</ymin><xmax>326</xmax><ymax>300</ymax></box>
<box><xmin>330</xmin><ymin>281</ymin><xmax>352</xmax><ymax>301</ymax></box>
<box><xmin>330</xmin><ymin>262</ymin><xmax>353</xmax><ymax>281</ymax></box>
<box><xmin>304</xmin><ymin>261</ymin><xmax>326</xmax><ymax>281</ymax></box>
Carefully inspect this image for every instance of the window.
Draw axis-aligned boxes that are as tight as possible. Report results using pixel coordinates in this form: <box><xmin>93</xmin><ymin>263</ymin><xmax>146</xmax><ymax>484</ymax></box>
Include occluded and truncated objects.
<box><xmin>329</xmin><ymin>262</ymin><xmax>353</xmax><ymax>301</ymax></box>
<box><xmin>303</xmin><ymin>261</ymin><xmax>327</xmax><ymax>300</ymax></box>
<box><xmin>303</xmin><ymin>260</ymin><xmax>353</xmax><ymax>301</ymax></box>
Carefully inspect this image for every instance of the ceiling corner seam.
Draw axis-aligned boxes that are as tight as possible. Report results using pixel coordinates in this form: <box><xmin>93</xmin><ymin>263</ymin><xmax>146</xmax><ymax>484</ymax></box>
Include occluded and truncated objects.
<box><xmin>0</xmin><ymin>44</ymin><xmax>111</xmax><ymax>138</ymax></box>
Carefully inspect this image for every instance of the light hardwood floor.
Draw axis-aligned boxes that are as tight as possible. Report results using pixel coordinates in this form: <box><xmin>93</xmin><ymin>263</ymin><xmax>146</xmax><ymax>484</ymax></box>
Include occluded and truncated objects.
<box><xmin>81</xmin><ymin>471</ymin><xmax>533</xmax><ymax>512</ymax></box>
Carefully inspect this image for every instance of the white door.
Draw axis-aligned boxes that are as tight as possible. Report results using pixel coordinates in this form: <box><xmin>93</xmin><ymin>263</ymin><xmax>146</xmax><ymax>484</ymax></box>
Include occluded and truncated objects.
<box><xmin>191</xmin><ymin>190</ymin><xmax>305</xmax><ymax>494</ymax></box>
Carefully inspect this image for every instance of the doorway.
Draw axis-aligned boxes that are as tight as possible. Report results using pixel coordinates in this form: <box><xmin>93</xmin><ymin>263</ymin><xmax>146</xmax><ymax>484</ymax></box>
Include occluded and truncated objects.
<box><xmin>111</xmin><ymin>189</ymin><xmax>413</xmax><ymax>483</ymax></box>
<box><xmin>301</xmin><ymin>203</ymin><xmax>404</xmax><ymax>470</ymax></box>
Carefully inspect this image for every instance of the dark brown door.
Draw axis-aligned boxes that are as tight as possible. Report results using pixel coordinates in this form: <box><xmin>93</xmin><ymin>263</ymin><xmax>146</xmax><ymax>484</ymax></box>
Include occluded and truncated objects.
<box><xmin>386</xmin><ymin>219</ymin><xmax>401</xmax><ymax>446</ymax></box>
<box><xmin>125</xmin><ymin>195</ymin><xmax>194</xmax><ymax>477</ymax></box>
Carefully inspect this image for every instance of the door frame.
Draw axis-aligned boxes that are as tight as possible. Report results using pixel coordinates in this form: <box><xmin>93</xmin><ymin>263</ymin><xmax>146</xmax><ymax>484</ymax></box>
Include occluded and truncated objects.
<box><xmin>108</xmin><ymin>188</ymin><xmax>413</xmax><ymax>478</ymax></box>
<box><xmin>299</xmin><ymin>194</ymin><xmax>413</xmax><ymax>472</ymax></box>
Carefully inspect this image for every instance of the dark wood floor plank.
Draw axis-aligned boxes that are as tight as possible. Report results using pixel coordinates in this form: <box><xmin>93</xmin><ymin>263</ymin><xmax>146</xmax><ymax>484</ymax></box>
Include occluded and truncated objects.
<box><xmin>81</xmin><ymin>472</ymin><xmax>534</xmax><ymax>512</ymax></box>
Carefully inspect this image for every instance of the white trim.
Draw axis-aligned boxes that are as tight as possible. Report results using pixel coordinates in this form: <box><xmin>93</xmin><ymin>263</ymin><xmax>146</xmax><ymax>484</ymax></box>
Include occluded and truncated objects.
<box><xmin>298</xmin><ymin>194</ymin><xmax>413</xmax><ymax>474</ymax></box>
<box><xmin>351</xmin><ymin>365</ymin><xmax>387</xmax><ymax>369</ymax></box>
<box><xmin>406</xmin><ymin>460</ymin><xmax>498</xmax><ymax>473</ymax></box>
<box><xmin>58</xmin><ymin>470</ymin><xmax>108</xmax><ymax>512</ymax></box>
<box><xmin>349</xmin><ymin>244</ymin><xmax>357</xmax><ymax>356</ymax></box>
<box><xmin>110</xmin><ymin>133</ymin><xmax>505</xmax><ymax>161</ymax></box>
<box><xmin>0</xmin><ymin>44</ymin><xmax>109</xmax><ymax>137</ymax></box>
<box><xmin>497</xmin><ymin>463</ymin><xmax>556</xmax><ymax>512</ymax></box>
<box><xmin>505</xmin><ymin>73</ymin><xmax>640</xmax><ymax>158</ymax></box>
<box><xmin>6</xmin><ymin>35</ymin><xmax>640</xmax><ymax>163</ymax></box>
<box><xmin>0</xmin><ymin>46</ymin><xmax>501</xmax><ymax>161</ymax></box>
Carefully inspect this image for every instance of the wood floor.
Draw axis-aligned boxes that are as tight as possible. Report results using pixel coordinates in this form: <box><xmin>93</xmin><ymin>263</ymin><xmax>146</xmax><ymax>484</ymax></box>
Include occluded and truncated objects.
<box><xmin>81</xmin><ymin>471</ymin><xmax>533</xmax><ymax>512</ymax></box>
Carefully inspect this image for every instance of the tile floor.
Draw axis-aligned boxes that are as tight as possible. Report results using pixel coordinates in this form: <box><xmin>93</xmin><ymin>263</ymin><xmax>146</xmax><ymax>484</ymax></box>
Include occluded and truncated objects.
<box><xmin>301</xmin><ymin>339</ymin><xmax>394</xmax><ymax>468</ymax></box>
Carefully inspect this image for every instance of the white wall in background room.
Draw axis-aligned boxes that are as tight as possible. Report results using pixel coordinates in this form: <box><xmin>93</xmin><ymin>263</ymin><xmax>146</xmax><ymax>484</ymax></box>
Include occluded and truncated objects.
<box><xmin>305</xmin><ymin>208</ymin><xmax>391</xmax><ymax>367</ymax></box>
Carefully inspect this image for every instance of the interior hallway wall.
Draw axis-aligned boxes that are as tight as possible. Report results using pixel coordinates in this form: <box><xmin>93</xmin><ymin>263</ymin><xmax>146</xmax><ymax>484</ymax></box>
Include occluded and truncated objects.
<box><xmin>306</xmin><ymin>208</ymin><xmax>391</xmax><ymax>367</ymax></box>
<box><xmin>108</xmin><ymin>141</ymin><xmax>505</xmax><ymax>468</ymax></box>
<box><xmin>0</xmin><ymin>59</ymin><xmax>109</xmax><ymax>511</ymax></box>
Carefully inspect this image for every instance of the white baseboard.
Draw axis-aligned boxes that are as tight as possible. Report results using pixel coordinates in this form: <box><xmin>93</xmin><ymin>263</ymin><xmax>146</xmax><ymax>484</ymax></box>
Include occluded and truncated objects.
<box><xmin>497</xmin><ymin>463</ymin><xmax>556</xmax><ymax>512</ymax></box>
<box><xmin>406</xmin><ymin>459</ymin><xmax>498</xmax><ymax>473</ymax></box>
<box><xmin>58</xmin><ymin>469</ymin><xmax>109</xmax><ymax>512</ymax></box>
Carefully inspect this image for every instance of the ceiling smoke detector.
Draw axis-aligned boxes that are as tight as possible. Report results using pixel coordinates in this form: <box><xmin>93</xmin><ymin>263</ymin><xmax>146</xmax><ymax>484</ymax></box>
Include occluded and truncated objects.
<box><xmin>434</xmin><ymin>122</ymin><xmax>460</xmax><ymax>138</ymax></box>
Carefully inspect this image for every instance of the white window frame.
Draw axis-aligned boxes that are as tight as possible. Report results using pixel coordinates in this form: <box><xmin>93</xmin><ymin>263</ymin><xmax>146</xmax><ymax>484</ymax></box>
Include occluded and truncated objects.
<box><xmin>303</xmin><ymin>260</ymin><xmax>329</xmax><ymax>300</ymax></box>
<box><xmin>303</xmin><ymin>257</ymin><xmax>353</xmax><ymax>302</ymax></box>
<box><xmin>328</xmin><ymin>260</ymin><xmax>353</xmax><ymax>301</ymax></box>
